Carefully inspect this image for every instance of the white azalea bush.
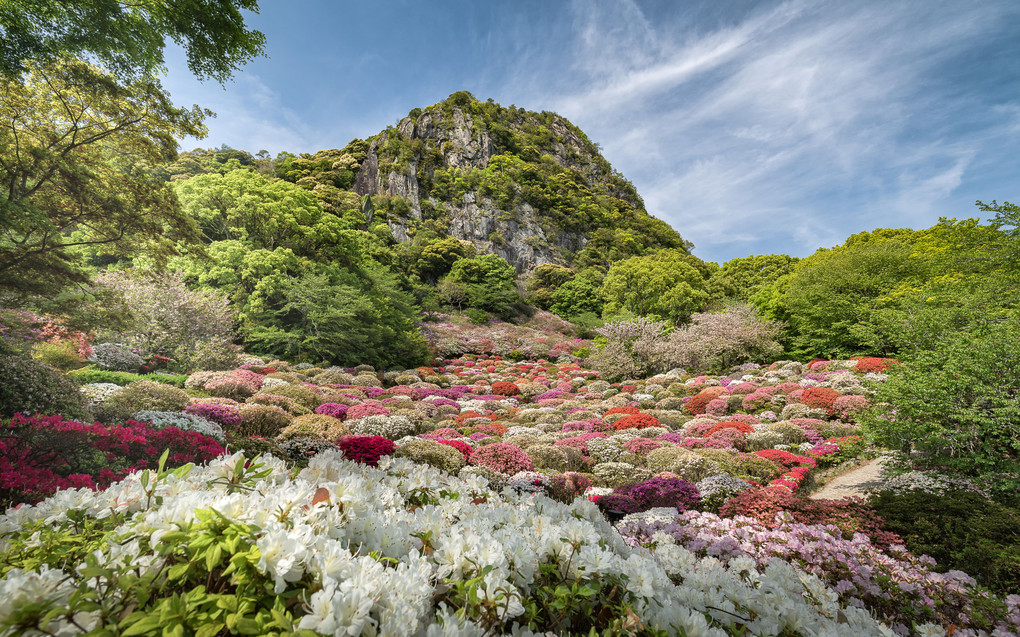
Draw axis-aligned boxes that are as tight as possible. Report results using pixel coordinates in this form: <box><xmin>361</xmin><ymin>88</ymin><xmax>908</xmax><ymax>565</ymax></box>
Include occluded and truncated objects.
<box><xmin>0</xmin><ymin>451</ymin><xmax>907</xmax><ymax>636</ymax></box>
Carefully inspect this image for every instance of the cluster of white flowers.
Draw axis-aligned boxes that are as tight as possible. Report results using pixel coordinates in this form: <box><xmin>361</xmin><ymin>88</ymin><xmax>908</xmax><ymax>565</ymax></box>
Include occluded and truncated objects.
<box><xmin>0</xmin><ymin>451</ymin><xmax>913</xmax><ymax>637</ymax></box>
<box><xmin>881</xmin><ymin>471</ymin><xmax>991</xmax><ymax>498</ymax></box>
<box><xmin>79</xmin><ymin>382</ymin><xmax>123</xmax><ymax>404</ymax></box>
<box><xmin>347</xmin><ymin>414</ymin><xmax>416</xmax><ymax>440</ymax></box>
<box><xmin>88</xmin><ymin>343</ymin><xmax>143</xmax><ymax>371</ymax></box>
<box><xmin>131</xmin><ymin>410</ymin><xmax>226</xmax><ymax>441</ymax></box>
<box><xmin>260</xmin><ymin>376</ymin><xmax>290</xmax><ymax>389</ymax></box>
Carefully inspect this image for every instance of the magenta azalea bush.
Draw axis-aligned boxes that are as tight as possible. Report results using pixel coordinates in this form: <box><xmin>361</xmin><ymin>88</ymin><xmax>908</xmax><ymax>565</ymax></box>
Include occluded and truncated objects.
<box><xmin>468</xmin><ymin>442</ymin><xmax>533</xmax><ymax>475</ymax></box>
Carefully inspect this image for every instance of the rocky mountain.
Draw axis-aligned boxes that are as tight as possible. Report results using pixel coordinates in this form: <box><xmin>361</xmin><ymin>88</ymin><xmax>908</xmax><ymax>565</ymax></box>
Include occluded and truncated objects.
<box><xmin>345</xmin><ymin>92</ymin><xmax>690</xmax><ymax>275</ymax></box>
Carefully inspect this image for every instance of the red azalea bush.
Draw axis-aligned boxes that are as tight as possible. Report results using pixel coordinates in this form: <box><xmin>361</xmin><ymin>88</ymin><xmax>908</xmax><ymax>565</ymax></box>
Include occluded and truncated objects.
<box><xmin>0</xmin><ymin>414</ymin><xmax>225</xmax><ymax>507</ymax></box>
<box><xmin>605</xmin><ymin>406</ymin><xmax>641</xmax><ymax>417</ymax></box>
<box><xmin>469</xmin><ymin>442</ymin><xmax>533</xmax><ymax>475</ymax></box>
<box><xmin>437</xmin><ymin>439</ymin><xmax>473</xmax><ymax>459</ymax></box>
<box><xmin>335</xmin><ymin>435</ymin><xmax>396</xmax><ymax>466</ymax></box>
<box><xmin>718</xmin><ymin>489</ymin><xmax>902</xmax><ymax>548</ymax></box>
<box><xmin>686</xmin><ymin>387</ymin><xmax>729</xmax><ymax>415</ymax></box>
<box><xmin>612</xmin><ymin>413</ymin><xmax>661</xmax><ymax>431</ymax></box>
<box><xmin>753</xmin><ymin>448</ymin><xmax>817</xmax><ymax>470</ymax></box>
<box><xmin>851</xmin><ymin>357</ymin><xmax>899</xmax><ymax>374</ymax></box>
<box><xmin>491</xmin><ymin>381</ymin><xmax>521</xmax><ymax>396</ymax></box>
<box><xmin>799</xmin><ymin>387</ymin><xmax>841</xmax><ymax>413</ymax></box>
<box><xmin>546</xmin><ymin>472</ymin><xmax>593</xmax><ymax>503</ymax></box>
<box><xmin>704</xmin><ymin>421</ymin><xmax>755</xmax><ymax>437</ymax></box>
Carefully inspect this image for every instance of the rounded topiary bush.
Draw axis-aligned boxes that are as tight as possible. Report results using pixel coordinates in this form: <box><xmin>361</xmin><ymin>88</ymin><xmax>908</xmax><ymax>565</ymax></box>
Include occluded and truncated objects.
<box><xmin>347</xmin><ymin>414</ymin><xmax>416</xmax><ymax>440</ymax></box>
<box><xmin>88</xmin><ymin>343</ymin><xmax>144</xmax><ymax>372</ymax></box>
<box><xmin>336</xmin><ymin>435</ymin><xmax>395</xmax><ymax>466</ymax></box>
<box><xmin>278</xmin><ymin>436</ymin><xmax>341</xmax><ymax>464</ymax></box>
<box><xmin>468</xmin><ymin>442</ymin><xmax>533</xmax><ymax>475</ymax></box>
<box><xmin>525</xmin><ymin>443</ymin><xmax>584</xmax><ymax>472</ymax></box>
<box><xmin>277</xmin><ymin>414</ymin><xmax>350</xmax><ymax>441</ymax></box>
<box><xmin>131</xmin><ymin>410</ymin><xmax>225</xmax><ymax>441</ymax></box>
<box><xmin>395</xmin><ymin>438</ymin><xmax>465</xmax><ymax>473</ymax></box>
<box><xmin>0</xmin><ymin>354</ymin><xmax>89</xmax><ymax>420</ymax></box>
<box><xmin>246</xmin><ymin>393</ymin><xmax>312</xmax><ymax>416</ymax></box>
<box><xmin>257</xmin><ymin>383</ymin><xmax>320</xmax><ymax>410</ymax></box>
<box><xmin>237</xmin><ymin>404</ymin><xmax>293</xmax><ymax>437</ymax></box>
<box><xmin>94</xmin><ymin>380</ymin><xmax>189</xmax><ymax>422</ymax></box>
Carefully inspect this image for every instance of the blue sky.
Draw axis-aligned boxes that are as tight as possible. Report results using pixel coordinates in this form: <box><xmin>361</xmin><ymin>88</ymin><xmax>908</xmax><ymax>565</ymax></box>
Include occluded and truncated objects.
<box><xmin>161</xmin><ymin>0</ymin><xmax>1020</xmax><ymax>265</ymax></box>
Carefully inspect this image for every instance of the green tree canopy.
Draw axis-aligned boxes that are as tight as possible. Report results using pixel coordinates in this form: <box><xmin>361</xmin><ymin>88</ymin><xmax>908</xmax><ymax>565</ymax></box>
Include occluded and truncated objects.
<box><xmin>711</xmin><ymin>254</ymin><xmax>799</xmax><ymax>301</ymax></box>
<box><xmin>0</xmin><ymin>0</ymin><xmax>266</xmax><ymax>82</ymax></box>
<box><xmin>170</xmin><ymin>169</ymin><xmax>365</xmax><ymax>264</ymax></box>
<box><xmin>441</xmin><ymin>253</ymin><xmax>521</xmax><ymax>317</ymax></box>
<box><xmin>0</xmin><ymin>58</ymin><xmax>206</xmax><ymax>296</ymax></box>
<box><xmin>601</xmin><ymin>249</ymin><xmax>711</xmax><ymax>324</ymax></box>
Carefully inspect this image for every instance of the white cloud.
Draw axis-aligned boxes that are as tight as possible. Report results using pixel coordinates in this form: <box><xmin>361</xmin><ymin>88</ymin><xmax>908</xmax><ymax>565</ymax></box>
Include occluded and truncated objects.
<box><xmin>533</xmin><ymin>0</ymin><xmax>1019</xmax><ymax>262</ymax></box>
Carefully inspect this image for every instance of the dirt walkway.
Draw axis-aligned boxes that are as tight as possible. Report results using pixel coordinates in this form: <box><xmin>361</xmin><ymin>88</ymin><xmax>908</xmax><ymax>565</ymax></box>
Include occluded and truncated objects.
<box><xmin>809</xmin><ymin>454</ymin><xmax>893</xmax><ymax>500</ymax></box>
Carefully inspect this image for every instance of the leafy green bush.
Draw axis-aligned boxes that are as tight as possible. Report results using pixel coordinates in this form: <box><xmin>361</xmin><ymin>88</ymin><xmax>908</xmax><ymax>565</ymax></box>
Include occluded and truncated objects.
<box><xmin>31</xmin><ymin>340</ymin><xmax>86</xmax><ymax>370</ymax></box>
<box><xmin>868</xmin><ymin>489</ymin><xmax>1020</xmax><ymax>596</ymax></box>
<box><xmin>0</xmin><ymin>353</ymin><xmax>88</xmax><ymax>419</ymax></box>
<box><xmin>860</xmin><ymin>318</ymin><xmax>1020</xmax><ymax>489</ymax></box>
<box><xmin>67</xmin><ymin>367</ymin><xmax>187</xmax><ymax>388</ymax></box>
<box><xmin>93</xmin><ymin>380</ymin><xmax>189</xmax><ymax>423</ymax></box>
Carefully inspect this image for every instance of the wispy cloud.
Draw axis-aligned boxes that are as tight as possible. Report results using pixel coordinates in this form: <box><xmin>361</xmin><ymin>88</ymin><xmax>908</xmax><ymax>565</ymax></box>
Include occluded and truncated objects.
<box><xmin>540</xmin><ymin>0</ymin><xmax>1020</xmax><ymax>262</ymax></box>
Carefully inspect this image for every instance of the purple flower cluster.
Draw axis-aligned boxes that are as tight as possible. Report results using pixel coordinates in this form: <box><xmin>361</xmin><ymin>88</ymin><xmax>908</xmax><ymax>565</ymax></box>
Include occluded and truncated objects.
<box><xmin>618</xmin><ymin>510</ymin><xmax>1020</xmax><ymax>635</ymax></box>
<box><xmin>314</xmin><ymin>403</ymin><xmax>349</xmax><ymax>419</ymax></box>
<box><xmin>184</xmin><ymin>402</ymin><xmax>242</xmax><ymax>428</ymax></box>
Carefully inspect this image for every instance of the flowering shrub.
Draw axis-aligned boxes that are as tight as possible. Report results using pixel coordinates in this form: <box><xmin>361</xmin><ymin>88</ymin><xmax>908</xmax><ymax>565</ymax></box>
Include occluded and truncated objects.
<box><xmin>830</xmin><ymin>394</ymin><xmax>870</xmax><ymax>421</ymax></box>
<box><xmin>599</xmin><ymin>477</ymin><xmax>700</xmax><ymax>515</ymax></box>
<box><xmin>236</xmin><ymin>405</ymin><xmax>293</xmax><ymax>437</ymax></box>
<box><xmin>618</xmin><ymin>509</ymin><xmax>1019</xmax><ymax>635</ymax></box>
<box><xmin>93</xmin><ymin>380</ymin><xmax>190</xmax><ymax>422</ymax></box>
<box><xmin>345</xmin><ymin>403</ymin><xmax>391</xmax><ymax>421</ymax></box>
<box><xmin>612</xmin><ymin>413</ymin><xmax>660</xmax><ymax>431</ymax></box>
<box><xmin>131</xmin><ymin>410</ymin><xmax>225</xmax><ymax>442</ymax></box>
<box><xmin>435</xmin><ymin>439</ymin><xmax>473</xmax><ymax>459</ymax></box>
<box><xmin>245</xmin><ymin>393</ymin><xmax>310</xmax><ymax>416</ymax></box>
<box><xmin>0</xmin><ymin>414</ymin><xmax>224</xmax><ymax>506</ymax></box>
<box><xmin>718</xmin><ymin>489</ymin><xmax>902</xmax><ymax>547</ymax></box>
<box><xmin>314</xmin><ymin>402</ymin><xmax>349</xmax><ymax>419</ymax></box>
<box><xmin>395</xmin><ymin>438</ymin><xmax>465</xmax><ymax>473</ymax></box>
<box><xmin>88</xmin><ymin>343</ymin><xmax>144</xmax><ymax>372</ymax></box>
<box><xmin>851</xmin><ymin>356</ymin><xmax>899</xmax><ymax>373</ymax></box>
<box><xmin>695</xmin><ymin>474</ymin><xmax>753</xmax><ymax>512</ymax></box>
<box><xmin>278</xmin><ymin>437</ymin><xmax>341</xmax><ymax>464</ymax></box>
<box><xmin>490</xmin><ymin>381</ymin><xmax>520</xmax><ymax>396</ymax></box>
<box><xmin>347</xmin><ymin>414</ymin><xmax>416</xmax><ymax>440</ymax></box>
<box><xmin>686</xmin><ymin>386</ymin><xmax>729</xmax><ymax>415</ymax></box>
<box><xmin>0</xmin><ymin>354</ymin><xmax>89</xmax><ymax>420</ymax></box>
<box><xmin>799</xmin><ymin>386</ymin><xmax>841</xmax><ymax>413</ymax></box>
<box><xmin>335</xmin><ymin>435</ymin><xmax>396</xmax><ymax>466</ymax></box>
<box><xmin>276</xmin><ymin>414</ymin><xmax>349</xmax><ymax>441</ymax></box>
<box><xmin>469</xmin><ymin>442</ymin><xmax>533</xmax><ymax>475</ymax></box>
<box><xmin>183</xmin><ymin>402</ymin><xmax>242</xmax><ymax>428</ymax></box>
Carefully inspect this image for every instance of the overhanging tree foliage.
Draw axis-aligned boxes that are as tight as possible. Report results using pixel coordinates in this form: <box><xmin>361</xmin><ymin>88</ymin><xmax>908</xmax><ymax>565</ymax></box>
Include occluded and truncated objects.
<box><xmin>0</xmin><ymin>58</ymin><xmax>207</xmax><ymax>296</ymax></box>
<box><xmin>0</xmin><ymin>0</ymin><xmax>266</xmax><ymax>82</ymax></box>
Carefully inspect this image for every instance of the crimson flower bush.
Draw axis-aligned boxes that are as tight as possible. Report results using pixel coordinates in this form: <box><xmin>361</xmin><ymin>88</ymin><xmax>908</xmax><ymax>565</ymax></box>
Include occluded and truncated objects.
<box><xmin>718</xmin><ymin>489</ymin><xmax>902</xmax><ymax>549</ymax></box>
<box><xmin>335</xmin><ymin>435</ymin><xmax>396</xmax><ymax>467</ymax></box>
<box><xmin>0</xmin><ymin>414</ymin><xmax>225</xmax><ymax>507</ymax></box>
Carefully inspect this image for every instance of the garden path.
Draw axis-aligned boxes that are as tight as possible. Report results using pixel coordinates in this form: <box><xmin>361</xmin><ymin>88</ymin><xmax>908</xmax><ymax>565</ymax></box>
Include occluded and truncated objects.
<box><xmin>808</xmin><ymin>454</ymin><xmax>893</xmax><ymax>500</ymax></box>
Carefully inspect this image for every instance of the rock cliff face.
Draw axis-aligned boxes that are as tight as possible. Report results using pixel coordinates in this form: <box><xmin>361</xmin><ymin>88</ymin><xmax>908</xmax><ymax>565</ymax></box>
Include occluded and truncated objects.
<box><xmin>350</xmin><ymin>92</ymin><xmax>687</xmax><ymax>276</ymax></box>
